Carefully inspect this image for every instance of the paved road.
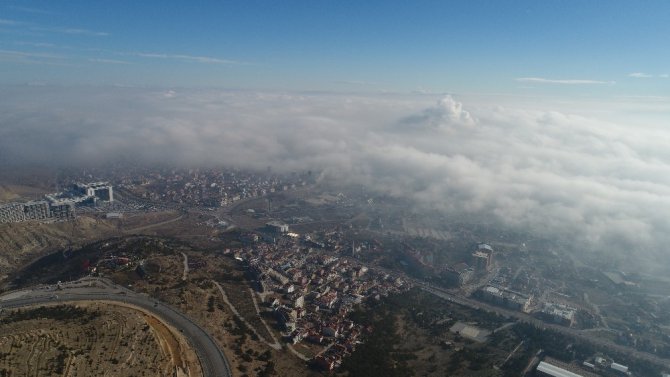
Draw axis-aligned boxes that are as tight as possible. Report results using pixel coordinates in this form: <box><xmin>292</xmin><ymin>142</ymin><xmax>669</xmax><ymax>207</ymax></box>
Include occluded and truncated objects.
<box><xmin>0</xmin><ymin>283</ymin><xmax>232</xmax><ymax>377</ymax></box>
<box><xmin>422</xmin><ymin>284</ymin><xmax>670</xmax><ymax>370</ymax></box>
<box><xmin>348</xmin><ymin>253</ymin><xmax>670</xmax><ymax>370</ymax></box>
<box><xmin>124</xmin><ymin>212</ymin><xmax>186</xmax><ymax>233</ymax></box>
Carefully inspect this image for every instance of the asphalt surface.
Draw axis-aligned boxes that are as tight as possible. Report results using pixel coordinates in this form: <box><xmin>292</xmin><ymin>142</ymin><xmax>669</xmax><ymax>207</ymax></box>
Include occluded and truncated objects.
<box><xmin>421</xmin><ymin>284</ymin><xmax>670</xmax><ymax>370</ymax></box>
<box><xmin>0</xmin><ymin>282</ymin><xmax>232</xmax><ymax>377</ymax></box>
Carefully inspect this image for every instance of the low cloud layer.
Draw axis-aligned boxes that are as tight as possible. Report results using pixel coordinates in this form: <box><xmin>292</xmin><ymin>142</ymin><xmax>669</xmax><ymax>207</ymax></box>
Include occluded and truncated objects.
<box><xmin>1</xmin><ymin>86</ymin><xmax>669</xmax><ymax>272</ymax></box>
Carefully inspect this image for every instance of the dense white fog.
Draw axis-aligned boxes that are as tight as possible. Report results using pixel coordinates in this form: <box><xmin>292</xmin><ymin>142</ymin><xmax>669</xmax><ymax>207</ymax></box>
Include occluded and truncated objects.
<box><xmin>1</xmin><ymin>86</ymin><xmax>669</xmax><ymax>272</ymax></box>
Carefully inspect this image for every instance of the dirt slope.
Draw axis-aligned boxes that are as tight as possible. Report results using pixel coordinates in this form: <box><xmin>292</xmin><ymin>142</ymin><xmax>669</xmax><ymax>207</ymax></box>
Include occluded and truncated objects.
<box><xmin>0</xmin><ymin>217</ymin><xmax>117</xmax><ymax>280</ymax></box>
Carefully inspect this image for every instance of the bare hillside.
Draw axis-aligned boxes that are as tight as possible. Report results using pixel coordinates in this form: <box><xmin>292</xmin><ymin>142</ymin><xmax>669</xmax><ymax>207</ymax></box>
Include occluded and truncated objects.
<box><xmin>0</xmin><ymin>303</ymin><xmax>201</xmax><ymax>377</ymax></box>
<box><xmin>0</xmin><ymin>217</ymin><xmax>116</xmax><ymax>280</ymax></box>
<box><xmin>0</xmin><ymin>184</ymin><xmax>50</xmax><ymax>203</ymax></box>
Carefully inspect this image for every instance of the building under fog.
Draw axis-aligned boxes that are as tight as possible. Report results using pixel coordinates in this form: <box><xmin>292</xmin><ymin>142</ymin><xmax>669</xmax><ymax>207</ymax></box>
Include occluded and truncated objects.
<box><xmin>0</xmin><ymin>181</ymin><xmax>111</xmax><ymax>224</ymax></box>
<box><xmin>266</xmin><ymin>220</ymin><xmax>289</xmax><ymax>233</ymax></box>
<box><xmin>74</xmin><ymin>182</ymin><xmax>114</xmax><ymax>203</ymax></box>
<box><xmin>472</xmin><ymin>243</ymin><xmax>494</xmax><ymax>273</ymax></box>
<box><xmin>0</xmin><ymin>199</ymin><xmax>74</xmax><ymax>223</ymax></box>
<box><xmin>477</xmin><ymin>285</ymin><xmax>532</xmax><ymax>312</ymax></box>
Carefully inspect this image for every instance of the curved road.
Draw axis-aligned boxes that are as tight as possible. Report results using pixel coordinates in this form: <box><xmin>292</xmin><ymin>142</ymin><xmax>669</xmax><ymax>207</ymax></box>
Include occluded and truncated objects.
<box><xmin>0</xmin><ymin>285</ymin><xmax>231</xmax><ymax>377</ymax></box>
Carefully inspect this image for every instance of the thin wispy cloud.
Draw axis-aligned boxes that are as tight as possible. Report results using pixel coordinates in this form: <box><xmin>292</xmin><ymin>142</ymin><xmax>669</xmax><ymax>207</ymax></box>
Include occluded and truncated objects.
<box><xmin>333</xmin><ymin>80</ymin><xmax>380</xmax><ymax>86</ymax></box>
<box><xmin>87</xmin><ymin>58</ymin><xmax>131</xmax><ymax>65</ymax></box>
<box><xmin>629</xmin><ymin>72</ymin><xmax>669</xmax><ymax>79</ymax></box>
<box><xmin>0</xmin><ymin>18</ymin><xmax>24</xmax><ymax>26</ymax></box>
<box><xmin>134</xmin><ymin>52</ymin><xmax>240</xmax><ymax>64</ymax></box>
<box><xmin>0</xmin><ymin>17</ymin><xmax>108</xmax><ymax>37</ymax></box>
<box><xmin>0</xmin><ymin>49</ymin><xmax>65</xmax><ymax>60</ymax></box>
<box><xmin>8</xmin><ymin>5</ymin><xmax>61</xmax><ymax>16</ymax></box>
<box><xmin>13</xmin><ymin>41</ymin><xmax>59</xmax><ymax>48</ymax></box>
<box><xmin>0</xmin><ymin>49</ymin><xmax>75</xmax><ymax>66</ymax></box>
<box><xmin>1</xmin><ymin>45</ymin><xmax>236</xmax><ymax>68</ymax></box>
<box><xmin>516</xmin><ymin>77</ymin><xmax>615</xmax><ymax>85</ymax></box>
<box><xmin>34</xmin><ymin>26</ymin><xmax>109</xmax><ymax>37</ymax></box>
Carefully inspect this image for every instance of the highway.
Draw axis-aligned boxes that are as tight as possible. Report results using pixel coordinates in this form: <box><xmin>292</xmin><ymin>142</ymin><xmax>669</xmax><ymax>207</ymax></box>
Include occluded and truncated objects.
<box><xmin>0</xmin><ymin>281</ymin><xmax>232</xmax><ymax>377</ymax></box>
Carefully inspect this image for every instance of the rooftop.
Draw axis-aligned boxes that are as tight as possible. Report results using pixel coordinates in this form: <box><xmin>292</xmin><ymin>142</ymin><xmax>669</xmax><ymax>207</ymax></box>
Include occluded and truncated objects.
<box><xmin>537</xmin><ymin>361</ymin><xmax>584</xmax><ymax>377</ymax></box>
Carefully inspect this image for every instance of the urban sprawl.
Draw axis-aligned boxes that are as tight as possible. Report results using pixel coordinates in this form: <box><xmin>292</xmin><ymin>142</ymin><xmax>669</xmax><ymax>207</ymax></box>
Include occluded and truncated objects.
<box><xmin>2</xmin><ymin>166</ymin><xmax>669</xmax><ymax>377</ymax></box>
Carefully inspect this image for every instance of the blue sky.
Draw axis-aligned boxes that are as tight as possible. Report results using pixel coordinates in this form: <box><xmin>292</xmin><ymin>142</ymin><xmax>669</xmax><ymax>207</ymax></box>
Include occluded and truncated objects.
<box><xmin>1</xmin><ymin>0</ymin><xmax>669</xmax><ymax>95</ymax></box>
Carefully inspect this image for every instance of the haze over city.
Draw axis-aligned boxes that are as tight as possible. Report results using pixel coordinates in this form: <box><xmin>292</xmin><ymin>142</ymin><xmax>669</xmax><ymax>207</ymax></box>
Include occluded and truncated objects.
<box><xmin>2</xmin><ymin>1</ymin><xmax>669</xmax><ymax>272</ymax></box>
<box><xmin>1</xmin><ymin>3</ymin><xmax>670</xmax><ymax>376</ymax></box>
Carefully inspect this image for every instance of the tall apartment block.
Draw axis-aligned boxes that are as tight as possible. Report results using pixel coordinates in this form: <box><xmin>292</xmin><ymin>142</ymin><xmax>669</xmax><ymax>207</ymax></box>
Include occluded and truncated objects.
<box><xmin>0</xmin><ymin>181</ymin><xmax>113</xmax><ymax>224</ymax></box>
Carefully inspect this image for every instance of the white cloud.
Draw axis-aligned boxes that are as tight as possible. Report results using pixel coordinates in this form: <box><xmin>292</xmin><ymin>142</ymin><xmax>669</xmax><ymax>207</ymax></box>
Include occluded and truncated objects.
<box><xmin>0</xmin><ymin>88</ymin><xmax>669</xmax><ymax>273</ymax></box>
<box><xmin>333</xmin><ymin>80</ymin><xmax>380</xmax><ymax>86</ymax></box>
<box><xmin>59</xmin><ymin>28</ymin><xmax>109</xmax><ymax>36</ymax></box>
<box><xmin>0</xmin><ymin>17</ymin><xmax>108</xmax><ymax>37</ymax></box>
<box><xmin>134</xmin><ymin>52</ymin><xmax>239</xmax><ymax>64</ymax></box>
<box><xmin>629</xmin><ymin>72</ymin><xmax>653</xmax><ymax>78</ymax></box>
<box><xmin>0</xmin><ymin>49</ymin><xmax>64</xmax><ymax>59</ymax></box>
<box><xmin>515</xmin><ymin>77</ymin><xmax>615</xmax><ymax>85</ymax></box>
<box><xmin>400</xmin><ymin>95</ymin><xmax>475</xmax><ymax>129</ymax></box>
<box><xmin>0</xmin><ymin>49</ymin><xmax>73</xmax><ymax>66</ymax></box>
<box><xmin>8</xmin><ymin>5</ymin><xmax>61</xmax><ymax>15</ymax></box>
<box><xmin>13</xmin><ymin>41</ymin><xmax>59</xmax><ymax>48</ymax></box>
<box><xmin>87</xmin><ymin>58</ymin><xmax>131</xmax><ymax>65</ymax></box>
<box><xmin>660</xmin><ymin>73</ymin><xmax>669</xmax><ymax>79</ymax></box>
<box><xmin>0</xmin><ymin>18</ymin><xmax>23</xmax><ymax>25</ymax></box>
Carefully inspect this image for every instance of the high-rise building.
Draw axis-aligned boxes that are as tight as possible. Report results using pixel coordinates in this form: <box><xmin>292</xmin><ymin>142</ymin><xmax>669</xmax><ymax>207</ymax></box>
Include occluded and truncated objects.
<box><xmin>472</xmin><ymin>243</ymin><xmax>493</xmax><ymax>272</ymax></box>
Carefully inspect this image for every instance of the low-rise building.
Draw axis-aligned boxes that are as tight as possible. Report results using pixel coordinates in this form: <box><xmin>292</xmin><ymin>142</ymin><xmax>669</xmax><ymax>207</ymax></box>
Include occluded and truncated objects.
<box><xmin>536</xmin><ymin>361</ymin><xmax>585</xmax><ymax>377</ymax></box>
<box><xmin>0</xmin><ymin>202</ymin><xmax>26</xmax><ymax>223</ymax></box>
<box><xmin>538</xmin><ymin>303</ymin><xmax>577</xmax><ymax>327</ymax></box>
<box><xmin>444</xmin><ymin>263</ymin><xmax>474</xmax><ymax>286</ymax></box>
<box><xmin>266</xmin><ymin>221</ymin><xmax>289</xmax><ymax>233</ymax></box>
<box><xmin>477</xmin><ymin>285</ymin><xmax>532</xmax><ymax>312</ymax></box>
